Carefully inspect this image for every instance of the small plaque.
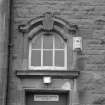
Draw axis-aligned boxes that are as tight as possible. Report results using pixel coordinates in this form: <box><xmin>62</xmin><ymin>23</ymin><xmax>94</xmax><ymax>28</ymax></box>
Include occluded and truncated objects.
<box><xmin>73</xmin><ymin>37</ymin><xmax>82</xmax><ymax>50</ymax></box>
<box><xmin>34</xmin><ymin>95</ymin><xmax>59</xmax><ymax>101</ymax></box>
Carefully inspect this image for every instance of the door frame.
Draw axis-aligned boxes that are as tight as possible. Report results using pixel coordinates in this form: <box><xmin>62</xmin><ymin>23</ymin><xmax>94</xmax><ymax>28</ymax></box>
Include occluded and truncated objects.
<box><xmin>23</xmin><ymin>89</ymin><xmax>71</xmax><ymax>105</ymax></box>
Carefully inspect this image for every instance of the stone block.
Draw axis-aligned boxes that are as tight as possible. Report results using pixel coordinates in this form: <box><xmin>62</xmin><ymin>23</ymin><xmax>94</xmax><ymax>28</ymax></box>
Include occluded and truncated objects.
<box><xmin>86</xmin><ymin>54</ymin><xmax>105</xmax><ymax>64</ymax></box>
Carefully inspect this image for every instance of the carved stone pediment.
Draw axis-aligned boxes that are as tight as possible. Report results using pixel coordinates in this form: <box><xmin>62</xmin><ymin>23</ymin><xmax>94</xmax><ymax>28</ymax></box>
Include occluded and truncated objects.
<box><xmin>18</xmin><ymin>12</ymin><xmax>79</xmax><ymax>37</ymax></box>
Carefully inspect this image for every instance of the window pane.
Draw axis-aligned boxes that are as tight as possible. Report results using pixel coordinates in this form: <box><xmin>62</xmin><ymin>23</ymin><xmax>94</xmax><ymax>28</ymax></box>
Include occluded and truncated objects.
<box><xmin>43</xmin><ymin>35</ymin><xmax>53</xmax><ymax>49</ymax></box>
<box><xmin>32</xmin><ymin>36</ymin><xmax>41</xmax><ymax>49</ymax></box>
<box><xmin>55</xmin><ymin>51</ymin><xmax>64</xmax><ymax>67</ymax></box>
<box><xmin>55</xmin><ymin>36</ymin><xmax>64</xmax><ymax>49</ymax></box>
<box><xmin>43</xmin><ymin>51</ymin><xmax>52</xmax><ymax>66</ymax></box>
<box><xmin>31</xmin><ymin>50</ymin><xmax>41</xmax><ymax>66</ymax></box>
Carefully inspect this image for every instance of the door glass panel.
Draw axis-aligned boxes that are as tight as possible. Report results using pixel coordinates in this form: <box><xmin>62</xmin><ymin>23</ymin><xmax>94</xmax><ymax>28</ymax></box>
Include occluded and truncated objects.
<box><xmin>32</xmin><ymin>36</ymin><xmax>41</xmax><ymax>49</ymax></box>
<box><xmin>55</xmin><ymin>36</ymin><xmax>64</xmax><ymax>49</ymax></box>
<box><xmin>43</xmin><ymin>35</ymin><xmax>53</xmax><ymax>49</ymax></box>
<box><xmin>31</xmin><ymin>50</ymin><xmax>41</xmax><ymax>66</ymax></box>
<box><xmin>43</xmin><ymin>51</ymin><xmax>52</xmax><ymax>66</ymax></box>
<box><xmin>55</xmin><ymin>51</ymin><xmax>64</xmax><ymax>67</ymax></box>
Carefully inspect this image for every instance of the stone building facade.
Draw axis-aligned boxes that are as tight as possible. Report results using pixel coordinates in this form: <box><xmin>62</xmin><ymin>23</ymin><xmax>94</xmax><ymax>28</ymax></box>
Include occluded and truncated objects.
<box><xmin>1</xmin><ymin>0</ymin><xmax>105</xmax><ymax>105</ymax></box>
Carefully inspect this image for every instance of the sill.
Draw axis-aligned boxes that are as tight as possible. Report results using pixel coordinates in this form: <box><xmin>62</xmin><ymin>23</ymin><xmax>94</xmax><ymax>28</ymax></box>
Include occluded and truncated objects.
<box><xmin>29</xmin><ymin>66</ymin><xmax>67</xmax><ymax>70</ymax></box>
<box><xmin>16</xmin><ymin>70</ymin><xmax>80</xmax><ymax>79</ymax></box>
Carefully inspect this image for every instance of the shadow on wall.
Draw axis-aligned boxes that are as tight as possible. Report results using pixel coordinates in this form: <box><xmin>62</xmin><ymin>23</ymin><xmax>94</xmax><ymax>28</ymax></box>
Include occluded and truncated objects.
<box><xmin>76</xmin><ymin>48</ymin><xmax>86</xmax><ymax>71</ymax></box>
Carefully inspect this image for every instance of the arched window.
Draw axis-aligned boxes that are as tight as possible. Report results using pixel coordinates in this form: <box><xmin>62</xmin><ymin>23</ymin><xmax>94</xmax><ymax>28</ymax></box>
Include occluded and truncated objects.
<box><xmin>29</xmin><ymin>33</ymin><xmax>67</xmax><ymax>70</ymax></box>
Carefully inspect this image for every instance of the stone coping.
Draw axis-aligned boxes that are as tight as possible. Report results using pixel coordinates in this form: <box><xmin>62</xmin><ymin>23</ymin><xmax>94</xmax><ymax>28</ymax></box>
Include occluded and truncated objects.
<box><xmin>16</xmin><ymin>70</ymin><xmax>80</xmax><ymax>79</ymax></box>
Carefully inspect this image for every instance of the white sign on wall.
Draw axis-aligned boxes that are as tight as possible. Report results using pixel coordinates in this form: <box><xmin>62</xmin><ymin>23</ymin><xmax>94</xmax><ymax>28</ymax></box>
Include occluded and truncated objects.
<box><xmin>73</xmin><ymin>37</ymin><xmax>82</xmax><ymax>50</ymax></box>
<box><xmin>43</xmin><ymin>77</ymin><xmax>52</xmax><ymax>84</ymax></box>
<box><xmin>34</xmin><ymin>95</ymin><xmax>59</xmax><ymax>101</ymax></box>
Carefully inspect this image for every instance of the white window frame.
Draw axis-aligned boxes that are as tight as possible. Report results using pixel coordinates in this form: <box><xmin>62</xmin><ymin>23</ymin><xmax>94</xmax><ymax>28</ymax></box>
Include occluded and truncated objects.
<box><xmin>29</xmin><ymin>35</ymin><xmax>67</xmax><ymax>70</ymax></box>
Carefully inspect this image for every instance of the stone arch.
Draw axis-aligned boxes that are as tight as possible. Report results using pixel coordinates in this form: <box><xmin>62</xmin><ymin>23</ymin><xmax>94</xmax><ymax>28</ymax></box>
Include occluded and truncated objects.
<box><xmin>18</xmin><ymin>12</ymin><xmax>79</xmax><ymax>41</ymax></box>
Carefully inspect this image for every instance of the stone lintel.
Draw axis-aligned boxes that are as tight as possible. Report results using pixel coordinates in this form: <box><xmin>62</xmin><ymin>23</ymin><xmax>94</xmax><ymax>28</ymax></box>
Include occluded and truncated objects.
<box><xmin>16</xmin><ymin>70</ymin><xmax>80</xmax><ymax>79</ymax></box>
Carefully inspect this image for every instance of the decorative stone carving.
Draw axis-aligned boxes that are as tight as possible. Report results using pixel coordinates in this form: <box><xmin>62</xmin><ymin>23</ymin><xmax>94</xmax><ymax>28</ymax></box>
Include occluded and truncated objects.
<box><xmin>18</xmin><ymin>12</ymin><xmax>79</xmax><ymax>37</ymax></box>
<box><xmin>43</xmin><ymin>12</ymin><xmax>54</xmax><ymax>31</ymax></box>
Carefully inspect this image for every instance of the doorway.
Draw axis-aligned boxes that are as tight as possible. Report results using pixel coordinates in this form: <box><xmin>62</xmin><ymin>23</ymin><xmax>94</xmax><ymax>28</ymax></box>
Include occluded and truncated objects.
<box><xmin>26</xmin><ymin>92</ymin><xmax>68</xmax><ymax>105</ymax></box>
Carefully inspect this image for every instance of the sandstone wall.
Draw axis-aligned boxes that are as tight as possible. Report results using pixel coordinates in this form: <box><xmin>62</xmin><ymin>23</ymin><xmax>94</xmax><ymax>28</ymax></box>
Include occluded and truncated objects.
<box><xmin>7</xmin><ymin>0</ymin><xmax>105</xmax><ymax>105</ymax></box>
